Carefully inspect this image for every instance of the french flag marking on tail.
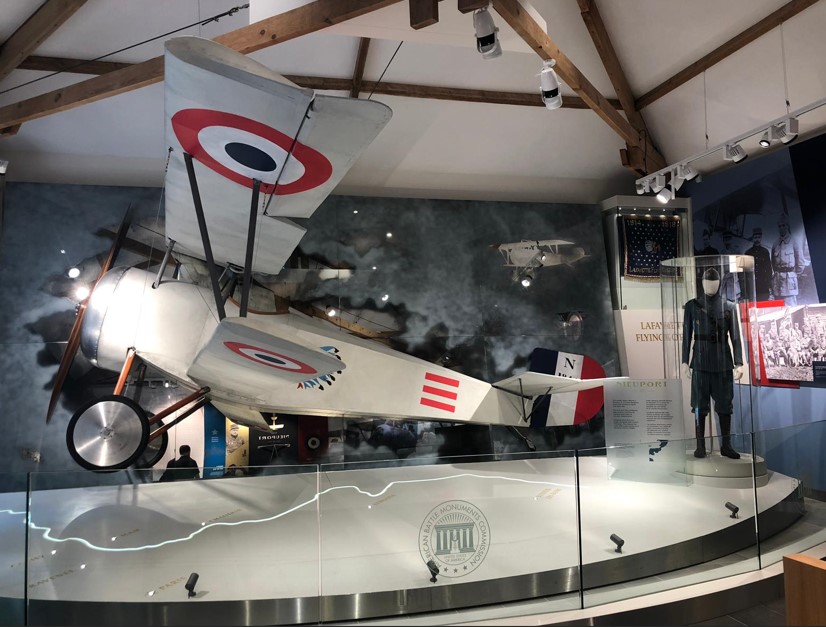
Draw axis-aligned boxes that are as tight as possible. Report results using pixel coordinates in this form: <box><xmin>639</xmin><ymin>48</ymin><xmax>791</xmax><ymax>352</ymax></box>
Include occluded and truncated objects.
<box><xmin>420</xmin><ymin>372</ymin><xmax>459</xmax><ymax>413</ymax></box>
<box><xmin>529</xmin><ymin>349</ymin><xmax>605</xmax><ymax>427</ymax></box>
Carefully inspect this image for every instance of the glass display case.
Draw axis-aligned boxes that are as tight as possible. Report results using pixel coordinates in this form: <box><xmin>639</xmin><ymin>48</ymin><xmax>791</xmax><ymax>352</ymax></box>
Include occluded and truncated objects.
<box><xmin>660</xmin><ymin>254</ymin><xmax>759</xmax><ymax>459</ymax></box>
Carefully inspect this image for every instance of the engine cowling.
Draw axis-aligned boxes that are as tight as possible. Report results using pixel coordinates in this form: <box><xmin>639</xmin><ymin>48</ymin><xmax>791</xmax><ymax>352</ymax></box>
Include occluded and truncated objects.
<box><xmin>80</xmin><ymin>267</ymin><xmax>215</xmax><ymax>381</ymax></box>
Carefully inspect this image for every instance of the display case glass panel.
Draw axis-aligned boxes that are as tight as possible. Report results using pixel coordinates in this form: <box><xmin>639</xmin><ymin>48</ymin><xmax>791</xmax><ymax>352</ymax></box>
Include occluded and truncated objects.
<box><xmin>579</xmin><ymin>436</ymin><xmax>759</xmax><ymax>608</ymax></box>
<box><xmin>0</xmin><ymin>473</ymin><xmax>27</xmax><ymax>625</ymax></box>
<box><xmin>318</xmin><ymin>451</ymin><xmax>581</xmax><ymax>620</ymax></box>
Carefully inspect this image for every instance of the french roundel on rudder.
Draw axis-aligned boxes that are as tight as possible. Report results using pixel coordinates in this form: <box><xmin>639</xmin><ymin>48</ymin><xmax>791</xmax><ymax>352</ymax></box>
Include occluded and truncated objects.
<box><xmin>171</xmin><ymin>109</ymin><xmax>333</xmax><ymax>195</ymax></box>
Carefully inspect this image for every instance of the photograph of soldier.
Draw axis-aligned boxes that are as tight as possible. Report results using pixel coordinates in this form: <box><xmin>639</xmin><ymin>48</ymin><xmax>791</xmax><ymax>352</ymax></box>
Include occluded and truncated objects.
<box><xmin>694</xmin><ymin>227</ymin><xmax>719</xmax><ymax>256</ymax></box>
<box><xmin>771</xmin><ymin>214</ymin><xmax>809</xmax><ymax>306</ymax></box>
<box><xmin>719</xmin><ymin>230</ymin><xmax>742</xmax><ymax>301</ymax></box>
<box><xmin>744</xmin><ymin>227</ymin><xmax>773</xmax><ymax>302</ymax></box>
<box><xmin>758</xmin><ymin>304</ymin><xmax>826</xmax><ymax>381</ymax></box>
<box><xmin>682</xmin><ymin>268</ymin><xmax>744</xmax><ymax>459</ymax></box>
<box><xmin>225</xmin><ymin>419</ymin><xmax>249</xmax><ymax>469</ymax></box>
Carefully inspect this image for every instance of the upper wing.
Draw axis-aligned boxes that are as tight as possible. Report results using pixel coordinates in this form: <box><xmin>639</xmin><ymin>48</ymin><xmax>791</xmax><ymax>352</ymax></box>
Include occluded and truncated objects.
<box><xmin>492</xmin><ymin>372</ymin><xmax>627</xmax><ymax>396</ymax></box>
<box><xmin>535</xmin><ymin>239</ymin><xmax>574</xmax><ymax>248</ymax></box>
<box><xmin>163</xmin><ymin>37</ymin><xmax>392</xmax><ymax>275</ymax></box>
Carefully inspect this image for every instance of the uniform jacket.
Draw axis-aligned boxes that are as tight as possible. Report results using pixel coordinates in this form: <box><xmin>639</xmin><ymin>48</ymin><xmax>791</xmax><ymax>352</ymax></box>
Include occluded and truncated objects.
<box><xmin>682</xmin><ymin>292</ymin><xmax>743</xmax><ymax>372</ymax></box>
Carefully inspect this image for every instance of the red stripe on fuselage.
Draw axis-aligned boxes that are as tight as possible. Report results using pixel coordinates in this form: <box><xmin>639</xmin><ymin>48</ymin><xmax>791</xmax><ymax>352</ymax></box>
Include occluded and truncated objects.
<box><xmin>422</xmin><ymin>385</ymin><xmax>458</xmax><ymax>400</ymax></box>
<box><xmin>425</xmin><ymin>372</ymin><xmax>460</xmax><ymax>387</ymax></box>
<box><xmin>420</xmin><ymin>397</ymin><xmax>456</xmax><ymax>413</ymax></box>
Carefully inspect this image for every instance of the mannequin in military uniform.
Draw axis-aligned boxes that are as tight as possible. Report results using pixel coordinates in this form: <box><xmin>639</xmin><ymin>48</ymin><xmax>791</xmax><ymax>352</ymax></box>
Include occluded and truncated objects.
<box><xmin>681</xmin><ymin>268</ymin><xmax>744</xmax><ymax>459</ymax></box>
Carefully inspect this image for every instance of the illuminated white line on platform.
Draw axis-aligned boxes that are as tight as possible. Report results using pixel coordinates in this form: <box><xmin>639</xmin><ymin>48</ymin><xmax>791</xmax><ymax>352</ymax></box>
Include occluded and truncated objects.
<box><xmin>27</xmin><ymin>472</ymin><xmax>574</xmax><ymax>553</ymax></box>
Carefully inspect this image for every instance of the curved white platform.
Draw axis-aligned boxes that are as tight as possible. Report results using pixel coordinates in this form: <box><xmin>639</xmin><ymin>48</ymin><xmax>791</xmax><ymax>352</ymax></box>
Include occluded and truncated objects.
<box><xmin>682</xmin><ymin>452</ymin><xmax>769</xmax><ymax>487</ymax></box>
<box><xmin>0</xmin><ymin>456</ymin><xmax>803</xmax><ymax>624</ymax></box>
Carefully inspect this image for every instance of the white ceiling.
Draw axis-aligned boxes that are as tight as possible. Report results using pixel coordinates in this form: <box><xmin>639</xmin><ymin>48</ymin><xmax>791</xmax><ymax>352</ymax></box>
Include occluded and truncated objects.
<box><xmin>1</xmin><ymin>0</ymin><xmax>825</xmax><ymax>205</ymax></box>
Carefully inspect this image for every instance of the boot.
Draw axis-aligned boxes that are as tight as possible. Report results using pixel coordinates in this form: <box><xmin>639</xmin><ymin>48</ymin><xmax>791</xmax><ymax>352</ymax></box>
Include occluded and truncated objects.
<box><xmin>694</xmin><ymin>413</ymin><xmax>707</xmax><ymax>458</ymax></box>
<box><xmin>718</xmin><ymin>413</ymin><xmax>740</xmax><ymax>459</ymax></box>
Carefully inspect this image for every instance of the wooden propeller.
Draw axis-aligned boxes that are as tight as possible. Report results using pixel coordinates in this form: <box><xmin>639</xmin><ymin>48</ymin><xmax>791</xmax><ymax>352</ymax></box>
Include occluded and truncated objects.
<box><xmin>46</xmin><ymin>205</ymin><xmax>135</xmax><ymax>422</ymax></box>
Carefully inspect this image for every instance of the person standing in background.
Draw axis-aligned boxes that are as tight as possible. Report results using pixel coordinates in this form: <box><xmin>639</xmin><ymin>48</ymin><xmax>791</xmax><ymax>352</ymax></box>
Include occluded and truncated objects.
<box><xmin>772</xmin><ymin>214</ymin><xmax>807</xmax><ymax>306</ymax></box>
<box><xmin>744</xmin><ymin>227</ymin><xmax>773</xmax><ymax>302</ymax></box>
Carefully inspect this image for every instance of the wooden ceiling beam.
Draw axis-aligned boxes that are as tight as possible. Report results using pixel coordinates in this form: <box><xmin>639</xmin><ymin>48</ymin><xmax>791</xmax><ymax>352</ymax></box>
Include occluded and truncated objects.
<box><xmin>636</xmin><ymin>0</ymin><xmax>821</xmax><ymax>110</ymax></box>
<box><xmin>491</xmin><ymin>0</ymin><xmax>665</xmax><ymax>172</ymax></box>
<box><xmin>350</xmin><ymin>37</ymin><xmax>371</xmax><ymax>98</ymax></box>
<box><xmin>409</xmin><ymin>0</ymin><xmax>439</xmax><ymax>29</ymax></box>
<box><xmin>457</xmin><ymin>0</ymin><xmax>490</xmax><ymax>13</ymax></box>
<box><xmin>286</xmin><ymin>74</ymin><xmax>622</xmax><ymax>109</ymax></box>
<box><xmin>0</xmin><ymin>0</ymin><xmax>88</xmax><ymax>83</ymax></box>
<box><xmin>0</xmin><ymin>0</ymin><xmax>403</xmax><ymax>130</ymax></box>
<box><xmin>576</xmin><ymin>0</ymin><xmax>661</xmax><ymax>175</ymax></box>
<box><xmin>576</xmin><ymin>0</ymin><xmax>645</xmax><ymax>132</ymax></box>
<box><xmin>19</xmin><ymin>54</ymin><xmax>131</xmax><ymax>75</ymax></box>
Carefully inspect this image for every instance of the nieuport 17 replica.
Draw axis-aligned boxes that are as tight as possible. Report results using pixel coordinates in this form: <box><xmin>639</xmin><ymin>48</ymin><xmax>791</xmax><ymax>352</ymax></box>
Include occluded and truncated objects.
<box><xmin>50</xmin><ymin>37</ymin><xmax>622</xmax><ymax>472</ymax></box>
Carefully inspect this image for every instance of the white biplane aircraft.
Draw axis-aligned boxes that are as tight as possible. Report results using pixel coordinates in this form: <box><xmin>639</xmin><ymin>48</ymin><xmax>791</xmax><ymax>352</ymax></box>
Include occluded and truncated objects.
<box><xmin>49</xmin><ymin>37</ymin><xmax>622</xmax><ymax>471</ymax></box>
<box><xmin>493</xmin><ymin>239</ymin><xmax>586</xmax><ymax>286</ymax></box>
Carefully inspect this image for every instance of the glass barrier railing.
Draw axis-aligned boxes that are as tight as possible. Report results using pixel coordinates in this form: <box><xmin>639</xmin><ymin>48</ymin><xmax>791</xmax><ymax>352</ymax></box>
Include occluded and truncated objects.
<box><xmin>7</xmin><ymin>418</ymin><xmax>826</xmax><ymax>624</ymax></box>
<box><xmin>579</xmin><ymin>435</ymin><xmax>759</xmax><ymax>608</ymax></box>
<box><xmin>318</xmin><ymin>450</ymin><xmax>581</xmax><ymax>620</ymax></box>
<box><xmin>0</xmin><ymin>473</ymin><xmax>27</xmax><ymax>626</ymax></box>
<box><xmin>754</xmin><ymin>420</ymin><xmax>826</xmax><ymax>565</ymax></box>
<box><xmin>25</xmin><ymin>465</ymin><xmax>320</xmax><ymax>625</ymax></box>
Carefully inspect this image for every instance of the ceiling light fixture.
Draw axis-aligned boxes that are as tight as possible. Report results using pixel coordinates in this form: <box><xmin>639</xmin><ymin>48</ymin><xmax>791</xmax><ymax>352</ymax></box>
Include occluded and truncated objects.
<box><xmin>521</xmin><ymin>270</ymin><xmax>534</xmax><ymax>287</ymax></box>
<box><xmin>656</xmin><ymin>185</ymin><xmax>673</xmax><ymax>204</ymax></box>
<box><xmin>677</xmin><ymin>163</ymin><xmax>699</xmax><ymax>181</ymax></box>
<box><xmin>326</xmin><ymin>306</ymin><xmax>337</xmax><ymax>317</ymax></box>
<box><xmin>634</xmin><ymin>92</ymin><xmax>826</xmax><ymax>198</ymax></box>
<box><xmin>781</xmin><ymin>117</ymin><xmax>799</xmax><ymax>144</ymax></box>
<box><xmin>724</xmin><ymin>143</ymin><xmax>748</xmax><ymax>163</ymax></box>
<box><xmin>650</xmin><ymin>174</ymin><xmax>666</xmax><ymax>193</ymax></box>
<box><xmin>759</xmin><ymin>130</ymin><xmax>771</xmax><ymax>147</ymax></box>
<box><xmin>473</xmin><ymin>6</ymin><xmax>501</xmax><ymax>60</ymax></box>
<box><xmin>539</xmin><ymin>59</ymin><xmax>562</xmax><ymax>110</ymax></box>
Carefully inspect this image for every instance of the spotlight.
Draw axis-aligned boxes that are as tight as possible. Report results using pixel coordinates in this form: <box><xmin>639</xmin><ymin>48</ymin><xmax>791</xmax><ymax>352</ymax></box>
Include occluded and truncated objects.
<box><xmin>185</xmin><ymin>572</ymin><xmax>199</xmax><ymax>598</ymax></box>
<box><xmin>725</xmin><ymin>501</ymin><xmax>739</xmax><ymax>519</ymax></box>
<box><xmin>521</xmin><ymin>270</ymin><xmax>534</xmax><ymax>287</ymax></box>
<box><xmin>678</xmin><ymin>163</ymin><xmax>699</xmax><ymax>181</ymax></box>
<box><xmin>163</xmin><ymin>380</ymin><xmax>170</xmax><ymax>388</ymax></box>
<box><xmin>759</xmin><ymin>130</ymin><xmax>771</xmax><ymax>147</ymax></box>
<box><xmin>75</xmin><ymin>286</ymin><xmax>90</xmax><ymax>301</ymax></box>
<box><xmin>650</xmin><ymin>174</ymin><xmax>666</xmax><ymax>193</ymax></box>
<box><xmin>610</xmin><ymin>533</ymin><xmax>625</xmax><ymax>553</ymax></box>
<box><xmin>656</xmin><ymin>185</ymin><xmax>673</xmax><ymax>204</ymax></box>
<box><xmin>781</xmin><ymin>117</ymin><xmax>799</xmax><ymax>144</ymax></box>
<box><xmin>380</xmin><ymin>293</ymin><xmax>389</xmax><ymax>302</ymax></box>
<box><xmin>326</xmin><ymin>306</ymin><xmax>337</xmax><ymax>317</ymax></box>
<box><xmin>724</xmin><ymin>143</ymin><xmax>747</xmax><ymax>163</ymax></box>
<box><xmin>473</xmin><ymin>7</ymin><xmax>501</xmax><ymax>60</ymax></box>
<box><xmin>635</xmin><ymin>178</ymin><xmax>649</xmax><ymax>195</ymax></box>
<box><xmin>426</xmin><ymin>559</ymin><xmax>440</xmax><ymax>583</ymax></box>
<box><xmin>538</xmin><ymin>59</ymin><xmax>562</xmax><ymax>110</ymax></box>
<box><xmin>67</xmin><ymin>267</ymin><xmax>80</xmax><ymax>279</ymax></box>
<box><xmin>0</xmin><ymin>159</ymin><xmax>7</xmax><ymax>175</ymax></box>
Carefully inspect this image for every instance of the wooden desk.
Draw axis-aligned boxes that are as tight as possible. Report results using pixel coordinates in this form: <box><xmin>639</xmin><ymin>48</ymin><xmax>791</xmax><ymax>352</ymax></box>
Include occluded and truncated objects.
<box><xmin>784</xmin><ymin>554</ymin><xmax>826</xmax><ymax>625</ymax></box>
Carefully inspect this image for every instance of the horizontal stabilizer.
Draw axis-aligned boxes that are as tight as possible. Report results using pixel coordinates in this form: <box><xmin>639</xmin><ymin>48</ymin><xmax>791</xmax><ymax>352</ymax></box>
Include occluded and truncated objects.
<box><xmin>493</xmin><ymin>372</ymin><xmax>627</xmax><ymax>397</ymax></box>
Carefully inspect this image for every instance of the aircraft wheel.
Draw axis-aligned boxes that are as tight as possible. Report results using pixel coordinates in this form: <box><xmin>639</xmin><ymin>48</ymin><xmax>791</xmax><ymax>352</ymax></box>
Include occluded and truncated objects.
<box><xmin>133</xmin><ymin>418</ymin><xmax>169</xmax><ymax>469</ymax></box>
<box><xmin>67</xmin><ymin>395</ymin><xmax>149</xmax><ymax>471</ymax></box>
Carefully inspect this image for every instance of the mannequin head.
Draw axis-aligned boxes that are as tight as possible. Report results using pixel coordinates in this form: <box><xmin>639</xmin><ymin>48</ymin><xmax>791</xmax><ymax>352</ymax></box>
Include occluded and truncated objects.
<box><xmin>702</xmin><ymin>268</ymin><xmax>720</xmax><ymax>296</ymax></box>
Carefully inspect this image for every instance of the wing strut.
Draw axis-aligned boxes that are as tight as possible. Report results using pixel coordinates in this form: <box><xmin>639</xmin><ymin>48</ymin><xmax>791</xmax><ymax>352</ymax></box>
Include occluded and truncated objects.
<box><xmin>152</xmin><ymin>238</ymin><xmax>176</xmax><ymax>289</ymax></box>
<box><xmin>183</xmin><ymin>152</ymin><xmax>226</xmax><ymax>320</ymax></box>
<box><xmin>240</xmin><ymin>178</ymin><xmax>261</xmax><ymax>317</ymax></box>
